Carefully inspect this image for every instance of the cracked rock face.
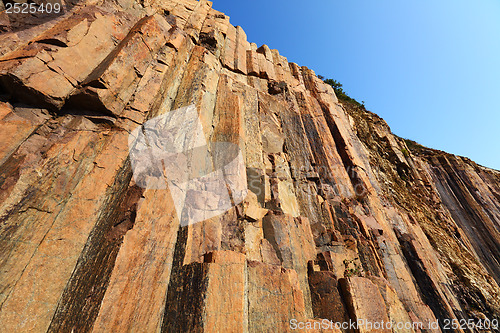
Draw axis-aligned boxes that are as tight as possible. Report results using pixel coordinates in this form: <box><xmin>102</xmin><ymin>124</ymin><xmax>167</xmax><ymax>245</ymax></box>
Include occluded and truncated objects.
<box><xmin>0</xmin><ymin>0</ymin><xmax>499</xmax><ymax>332</ymax></box>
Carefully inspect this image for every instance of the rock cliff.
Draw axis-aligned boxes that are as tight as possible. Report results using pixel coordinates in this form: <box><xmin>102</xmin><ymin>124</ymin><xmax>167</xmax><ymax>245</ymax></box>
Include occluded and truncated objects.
<box><xmin>0</xmin><ymin>0</ymin><xmax>499</xmax><ymax>332</ymax></box>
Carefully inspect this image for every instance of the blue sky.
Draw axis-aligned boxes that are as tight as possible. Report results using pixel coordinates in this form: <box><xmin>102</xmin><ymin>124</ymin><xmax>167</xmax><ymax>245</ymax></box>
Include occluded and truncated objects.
<box><xmin>212</xmin><ymin>0</ymin><xmax>500</xmax><ymax>170</ymax></box>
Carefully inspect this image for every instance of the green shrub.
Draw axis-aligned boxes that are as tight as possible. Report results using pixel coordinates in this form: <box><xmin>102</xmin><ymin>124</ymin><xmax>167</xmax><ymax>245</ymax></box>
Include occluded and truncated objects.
<box><xmin>343</xmin><ymin>258</ymin><xmax>362</xmax><ymax>277</ymax></box>
<box><xmin>322</xmin><ymin>78</ymin><xmax>363</xmax><ymax>108</ymax></box>
<box><xmin>403</xmin><ymin>139</ymin><xmax>425</xmax><ymax>152</ymax></box>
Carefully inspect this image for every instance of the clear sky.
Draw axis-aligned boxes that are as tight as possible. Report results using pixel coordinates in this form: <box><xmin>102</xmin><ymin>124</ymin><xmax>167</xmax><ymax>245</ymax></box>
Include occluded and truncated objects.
<box><xmin>212</xmin><ymin>0</ymin><xmax>500</xmax><ymax>170</ymax></box>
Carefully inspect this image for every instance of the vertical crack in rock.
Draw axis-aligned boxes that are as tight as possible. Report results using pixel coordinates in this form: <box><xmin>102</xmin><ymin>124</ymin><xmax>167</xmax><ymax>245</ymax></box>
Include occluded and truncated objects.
<box><xmin>47</xmin><ymin>161</ymin><xmax>143</xmax><ymax>332</ymax></box>
<box><xmin>307</xmin><ymin>263</ymin><xmax>351</xmax><ymax>329</ymax></box>
<box><xmin>430</xmin><ymin>155</ymin><xmax>500</xmax><ymax>284</ymax></box>
<box><xmin>161</xmin><ymin>226</ymin><xmax>209</xmax><ymax>333</ymax></box>
<box><xmin>397</xmin><ymin>231</ymin><xmax>455</xmax><ymax>330</ymax></box>
<box><xmin>323</xmin><ymin>110</ymin><xmax>366</xmax><ymax>199</ymax></box>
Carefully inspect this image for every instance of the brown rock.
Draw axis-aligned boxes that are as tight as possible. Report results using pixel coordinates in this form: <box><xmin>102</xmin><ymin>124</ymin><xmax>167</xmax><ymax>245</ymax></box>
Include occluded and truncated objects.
<box><xmin>0</xmin><ymin>9</ymin><xmax>140</xmax><ymax>109</ymax></box>
<box><xmin>68</xmin><ymin>14</ymin><xmax>172</xmax><ymax>116</ymax></box>
<box><xmin>92</xmin><ymin>188</ymin><xmax>179</xmax><ymax>332</ymax></box>
<box><xmin>339</xmin><ymin>277</ymin><xmax>391</xmax><ymax>333</ymax></box>
<box><xmin>203</xmin><ymin>251</ymin><xmax>247</xmax><ymax>333</ymax></box>
<box><xmin>243</xmin><ymin>191</ymin><xmax>268</xmax><ymax>221</ymax></box>
<box><xmin>247</xmin><ymin>261</ymin><xmax>307</xmax><ymax>332</ymax></box>
<box><xmin>308</xmin><ymin>270</ymin><xmax>350</xmax><ymax>325</ymax></box>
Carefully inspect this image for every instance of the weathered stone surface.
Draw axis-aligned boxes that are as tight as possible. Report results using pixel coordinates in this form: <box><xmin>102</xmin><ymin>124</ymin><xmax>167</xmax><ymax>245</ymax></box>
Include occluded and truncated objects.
<box><xmin>200</xmin><ymin>8</ymin><xmax>230</xmax><ymax>57</ymax></box>
<box><xmin>369</xmin><ymin>276</ymin><xmax>417</xmax><ymax>333</ymax></box>
<box><xmin>247</xmin><ymin>260</ymin><xmax>307</xmax><ymax>332</ymax></box>
<box><xmin>340</xmin><ymin>277</ymin><xmax>391</xmax><ymax>333</ymax></box>
<box><xmin>247</xmin><ymin>47</ymin><xmax>260</xmax><ymax>77</ymax></box>
<box><xmin>0</xmin><ymin>129</ymin><xmax>131</xmax><ymax>332</ymax></box>
<box><xmin>243</xmin><ymin>190</ymin><xmax>268</xmax><ymax>221</ymax></box>
<box><xmin>0</xmin><ymin>103</ymin><xmax>50</xmax><ymax>166</ymax></box>
<box><xmin>203</xmin><ymin>251</ymin><xmax>247</xmax><ymax>333</ymax></box>
<box><xmin>222</xmin><ymin>23</ymin><xmax>237</xmax><ymax>71</ymax></box>
<box><xmin>183</xmin><ymin>0</ymin><xmax>212</xmax><ymax>42</ymax></box>
<box><xmin>308</xmin><ymin>269</ymin><xmax>350</xmax><ymax>325</ymax></box>
<box><xmin>0</xmin><ymin>7</ymin><xmax>141</xmax><ymax>109</ymax></box>
<box><xmin>0</xmin><ymin>1</ymin><xmax>498</xmax><ymax>332</ymax></box>
<box><xmin>67</xmin><ymin>14</ymin><xmax>172</xmax><ymax>116</ymax></box>
<box><xmin>91</xmin><ymin>188</ymin><xmax>179</xmax><ymax>332</ymax></box>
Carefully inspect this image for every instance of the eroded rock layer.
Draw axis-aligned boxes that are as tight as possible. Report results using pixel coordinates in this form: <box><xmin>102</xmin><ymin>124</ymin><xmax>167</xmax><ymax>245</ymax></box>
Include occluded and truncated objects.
<box><xmin>0</xmin><ymin>1</ymin><xmax>499</xmax><ymax>332</ymax></box>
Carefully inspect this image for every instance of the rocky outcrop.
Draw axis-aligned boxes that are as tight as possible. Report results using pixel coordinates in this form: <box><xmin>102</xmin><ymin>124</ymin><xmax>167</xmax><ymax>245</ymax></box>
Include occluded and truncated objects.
<box><xmin>0</xmin><ymin>0</ymin><xmax>498</xmax><ymax>332</ymax></box>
